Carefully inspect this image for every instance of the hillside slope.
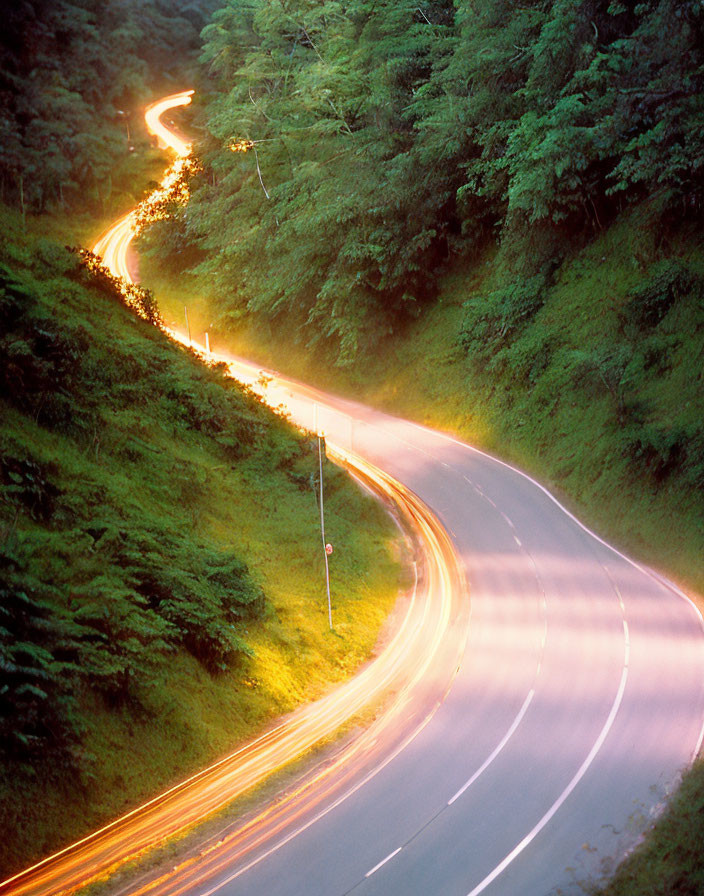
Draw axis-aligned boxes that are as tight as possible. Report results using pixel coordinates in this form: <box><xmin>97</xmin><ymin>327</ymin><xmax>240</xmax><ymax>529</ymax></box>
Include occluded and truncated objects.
<box><xmin>0</xmin><ymin>211</ymin><xmax>401</xmax><ymax>874</ymax></box>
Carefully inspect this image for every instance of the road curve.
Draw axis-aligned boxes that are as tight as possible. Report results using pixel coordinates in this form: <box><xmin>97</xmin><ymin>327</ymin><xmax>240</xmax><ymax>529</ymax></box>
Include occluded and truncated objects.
<box><xmin>0</xmin><ymin>95</ymin><xmax>468</xmax><ymax>896</ymax></box>
<box><xmin>91</xmin><ymin>90</ymin><xmax>193</xmax><ymax>280</ymax></box>
<box><xmin>5</xmin><ymin>92</ymin><xmax>703</xmax><ymax>896</ymax></box>
<box><xmin>0</xmin><ymin>448</ymin><xmax>466</xmax><ymax>896</ymax></box>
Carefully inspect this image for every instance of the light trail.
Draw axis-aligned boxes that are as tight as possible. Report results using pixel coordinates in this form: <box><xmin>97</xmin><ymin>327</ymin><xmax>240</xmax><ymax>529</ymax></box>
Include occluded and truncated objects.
<box><xmin>92</xmin><ymin>211</ymin><xmax>135</xmax><ymax>282</ymax></box>
<box><xmin>144</xmin><ymin>91</ymin><xmax>193</xmax><ymax>157</ymax></box>
<box><xmin>0</xmin><ymin>93</ymin><xmax>468</xmax><ymax>896</ymax></box>
<box><xmin>91</xmin><ymin>91</ymin><xmax>194</xmax><ymax>279</ymax></box>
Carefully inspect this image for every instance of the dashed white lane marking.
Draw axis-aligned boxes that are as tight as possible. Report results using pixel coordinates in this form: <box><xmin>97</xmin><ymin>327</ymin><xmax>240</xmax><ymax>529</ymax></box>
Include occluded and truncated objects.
<box><xmin>448</xmin><ymin>689</ymin><xmax>536</xmax><ymax>807</ymax></box>
<box><xmin>365</xmin><ymin>847</ymin><xmax>402</xmax><ymax>878</ymax></box>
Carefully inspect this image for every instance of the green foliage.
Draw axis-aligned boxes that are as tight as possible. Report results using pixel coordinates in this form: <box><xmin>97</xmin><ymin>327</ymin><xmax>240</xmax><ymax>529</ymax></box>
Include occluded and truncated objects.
<box><xmin>0</xmin><ymin>546</ymin><xmax>84</xmax><ymax>762</ymax></box>
<box><xmin>620</xmin><ymin>260</ymin><xmax>704</xmax><ymax>330</ymax></box>
<box><xmin>75</xmin><ymin>249</ymin><xmax>163</xmax><ymax>326</ymax></box>
<box><xmin>147</xmin><ymin>0</ymin><xmax>703</xmax><ymax>360</ymax></box>
<box><xmin>0</xmin><ymin>223</ymin><xmax>301</xmax><ymax>765</ymax></box>
<box><xmin>596</xmin><ymin>759</ymin><xmax>704</xmax><ymax>896</ymax></box>
<box><xmin>0</xmin><ymin>0</ymin><xmax>219</xmax><ymax>213</ymax></box>
<box><xmin>459</xmin><ymin>272</ymin><xmax>550</xmax><ymax>366</ymax></box>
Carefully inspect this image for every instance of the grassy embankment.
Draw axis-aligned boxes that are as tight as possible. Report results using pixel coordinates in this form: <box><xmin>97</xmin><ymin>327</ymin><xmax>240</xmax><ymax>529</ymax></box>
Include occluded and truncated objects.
<box><xmin>0</xmin><ymin>207</ymin><xmax>403</xmax><ymax>875</ymax></box>
<box><xmin>141</xmin><ymin>201</ymin><xmax>704</xmax><ymax>896</ymax></box>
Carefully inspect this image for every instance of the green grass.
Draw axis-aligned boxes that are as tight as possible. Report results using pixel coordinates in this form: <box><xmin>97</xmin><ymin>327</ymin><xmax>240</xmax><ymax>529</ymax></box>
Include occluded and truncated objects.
<box><xmin>0</xmin><ymin>208</ymin><xmax>403</xmax><ymax>875</ymax></box>
<box><xmin>593</xmin><ymin>759</ymin><xmax>704</xmax><ymax>896</ymax></box>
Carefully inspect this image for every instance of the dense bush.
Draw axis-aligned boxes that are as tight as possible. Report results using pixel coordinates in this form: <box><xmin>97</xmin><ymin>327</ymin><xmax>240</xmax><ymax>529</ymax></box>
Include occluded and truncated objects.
<box><xmin>0</xmin><ymin>228</ymin><xmax>316</xmax><ymax>765</ymax></box>
<box><xmin>145</xmin><ymin>0</ymin><xmax>704</xmax><ymax>361</ymax></box>
<box><xmin>620</xmin><ymin>260</ymin><xmax>704</xmax><ymax>331</ymax></box>
<box><xmin>459</xmin><ymin>273</ymin><xmax>548</xmax><ymax>361</ymax></box>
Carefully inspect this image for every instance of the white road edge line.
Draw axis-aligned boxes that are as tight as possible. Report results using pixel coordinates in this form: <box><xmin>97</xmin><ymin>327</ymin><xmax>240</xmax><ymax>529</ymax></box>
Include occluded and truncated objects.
<box><xmin>465</xmin><ymin>650</ymin><xmax>630</xmax><ymax>896</ymax></box>
<box><xmin>365</xmin><ymin>847</ymin><xmax>402</xmax><ymax>878</ymax></box>
<box><xmin>407</xmin><ymin>419</ymin><xmax>704</xmax><ymax>760</ymax></box>
<box><xmin>414</xmin><ymin>420</ymin><xmax>704</xmax><ymax>622</ymax></box>
<box><xmin>448</xmin><ymin>689</ymin><xmax>535</xmax><ymax>806</ymax></box>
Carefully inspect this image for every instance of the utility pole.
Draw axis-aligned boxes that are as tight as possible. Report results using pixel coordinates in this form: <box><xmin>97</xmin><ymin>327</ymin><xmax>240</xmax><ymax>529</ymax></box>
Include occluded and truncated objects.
<box><xmin>318</xmin><ymin>432</ymin><xmax>332</xmax><ymax>630</ymax></box>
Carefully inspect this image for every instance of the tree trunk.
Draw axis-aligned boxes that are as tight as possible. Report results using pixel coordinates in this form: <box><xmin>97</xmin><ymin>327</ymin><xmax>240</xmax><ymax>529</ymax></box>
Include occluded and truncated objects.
<box><xmin>19</xmin><ymin>173</ymin><xmax>26</xmax><ymax>230</ymax></box>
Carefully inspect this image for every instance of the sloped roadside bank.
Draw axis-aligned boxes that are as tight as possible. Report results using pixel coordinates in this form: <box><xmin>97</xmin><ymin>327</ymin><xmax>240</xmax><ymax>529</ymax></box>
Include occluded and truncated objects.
<box><xmin>0</xmin><ymin>210</ymin><xmax>404</xmax><ymax>876</ymax></box>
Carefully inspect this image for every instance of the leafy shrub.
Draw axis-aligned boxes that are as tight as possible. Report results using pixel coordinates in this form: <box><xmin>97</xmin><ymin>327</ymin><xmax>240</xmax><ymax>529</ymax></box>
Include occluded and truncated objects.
<box><xmin>0</xmin><ymin>232</ymin><xmax>290</xmax><ymax>765</ymax></box>
<box><xmin>621</xmin><ymin>261</ymin><xmax>703</xmax><ymax>331</ymax></box>
<box><xmin>0</xmin><ymin>454</ymin><xmax>60</xmax><ymax>523</ymax></box>
<box><xmin>682</xmin><ymin>427</ymin><xmax>704</xmax><ymax>495</ymax></box>
<box><xmin>74</xmin><ymin>249</ymin><xmax>162</xmax><ymax>326</ymax></box>
<box><xmin>460</xmin><ymin>272</ymin><xmax>548</xmax><ymax>360</ymax></box>
<box><xmin>492</xmin><ymin>328</ymin><xmax>560</xmax><ymax>388</ymax></box>
<box><xmin>621</xmin><ymin>424</ymin><xmax>687</xmax><ymax>482</ymax></box>
<box><xmin>565</xmin><ymin>344</ymin><xmax>636</xmax><ymax>420</ymax></box>
<box><xmin>0</xmin><ymin>546</ymin><xmax>84</xmax><ymax>762</ymax></box>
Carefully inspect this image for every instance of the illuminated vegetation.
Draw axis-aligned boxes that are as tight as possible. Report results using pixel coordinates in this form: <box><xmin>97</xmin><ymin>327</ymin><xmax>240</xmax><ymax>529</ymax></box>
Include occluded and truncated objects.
<box><xmin>131</xmin><ymin>155</ymin><xmax>200</xmax><ymax>235</ymax></box>
<box><xmin>76</xmin><ymin>249</ymin><xmax>161</xmax><ymax>323</ymax></box>
<box><xmin>0</xmin><ymin>210</ymin><xmax>401</xmax><ymax>874</ymax></box>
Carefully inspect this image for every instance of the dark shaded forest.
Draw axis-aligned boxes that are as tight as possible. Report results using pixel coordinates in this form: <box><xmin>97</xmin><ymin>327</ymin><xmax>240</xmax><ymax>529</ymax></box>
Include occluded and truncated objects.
<box><xmin>151</xmin><ymin>0</ymin><xmax>703</xmax><ymax>362</ymax></box>
<box><xmin>0</xmin><ymin>0</ymin><xmax>218</xmax><ymax>214</ymax></box>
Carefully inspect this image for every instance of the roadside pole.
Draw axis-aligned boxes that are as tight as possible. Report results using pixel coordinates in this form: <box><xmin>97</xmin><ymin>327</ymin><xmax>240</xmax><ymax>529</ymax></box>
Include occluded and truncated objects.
<box><xmin>318</xmin><ymin>432</ymin><xmax>333</xmax><ymax>630</ymax></box>
<box><xmin>184</xmin><ymin>306</ymin><xmax>191</xmax><ymax>344</ymax></box>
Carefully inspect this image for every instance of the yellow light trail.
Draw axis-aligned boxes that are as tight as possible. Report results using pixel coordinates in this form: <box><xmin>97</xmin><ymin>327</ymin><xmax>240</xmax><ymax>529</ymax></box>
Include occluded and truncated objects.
<box><xmin>91</xmin><ymin>90</ymin><xmax>194</xmax><ymax>279</ymax></box>
<box><xmin>0</xmin><ymin>92</ymin><xmax>468</xmax><ymax>896</ymax></box>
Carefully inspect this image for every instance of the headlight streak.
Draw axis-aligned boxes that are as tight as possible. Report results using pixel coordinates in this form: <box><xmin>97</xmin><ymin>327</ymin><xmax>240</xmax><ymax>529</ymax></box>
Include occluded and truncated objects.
<box><xmin>92</xmin><ymin>91</ymin><xmax>195</xmax><ymax>286</ymax></box>
<box><xmin>0</xmin><ymin>93</ymin><xmax>469</xmax><ymax>896</ymax></box>
<box><xmin>121</xmin><ymin>461</ymin><xmax>465</xmax><ymax>896</ymax></box>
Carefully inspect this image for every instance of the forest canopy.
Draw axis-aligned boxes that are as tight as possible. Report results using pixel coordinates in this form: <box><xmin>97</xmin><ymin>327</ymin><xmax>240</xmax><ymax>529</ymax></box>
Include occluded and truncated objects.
<box><xmin>163</xmin><ymin>0</ymin><xmax>704</xmax><ymax>362</ymax></box>
<box><xmin>0</xmin><ymin>0</ymin><xmax>218</xmax><ymax>213</ymax></box>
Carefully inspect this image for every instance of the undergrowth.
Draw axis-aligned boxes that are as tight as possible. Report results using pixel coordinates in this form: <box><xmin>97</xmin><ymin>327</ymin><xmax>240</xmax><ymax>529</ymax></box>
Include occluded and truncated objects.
<box><xmin>0</xmin><ymin>207</ymin><xmax>401</xmax><ymax>874</ymax></box>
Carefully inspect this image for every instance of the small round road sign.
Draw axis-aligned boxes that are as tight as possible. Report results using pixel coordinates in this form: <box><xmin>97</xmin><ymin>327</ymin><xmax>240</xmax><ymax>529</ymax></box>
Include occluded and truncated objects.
<box><xmin>325</xmin><ymin>543</ymin><xmax>333</xmax><ymax>556</ymax></box>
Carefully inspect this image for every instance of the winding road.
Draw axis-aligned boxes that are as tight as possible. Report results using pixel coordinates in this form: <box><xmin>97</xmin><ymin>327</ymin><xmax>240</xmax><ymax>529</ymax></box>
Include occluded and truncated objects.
<box><xmin>3</xmin><ymin>92</ymin><xmax>703</xmax><ymax>896</ymax></box>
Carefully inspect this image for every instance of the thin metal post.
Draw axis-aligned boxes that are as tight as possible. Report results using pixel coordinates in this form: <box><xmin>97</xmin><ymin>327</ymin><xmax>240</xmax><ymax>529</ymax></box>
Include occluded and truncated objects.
<box><xmin>318</xmin><ymin>433</ymin><xmax>332</xmax><ymax>630</ymax></box>
<box><xmin>184</xmin><ymin>306</ymin><xmax>191</xmax><ymax>344</ymax></box>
